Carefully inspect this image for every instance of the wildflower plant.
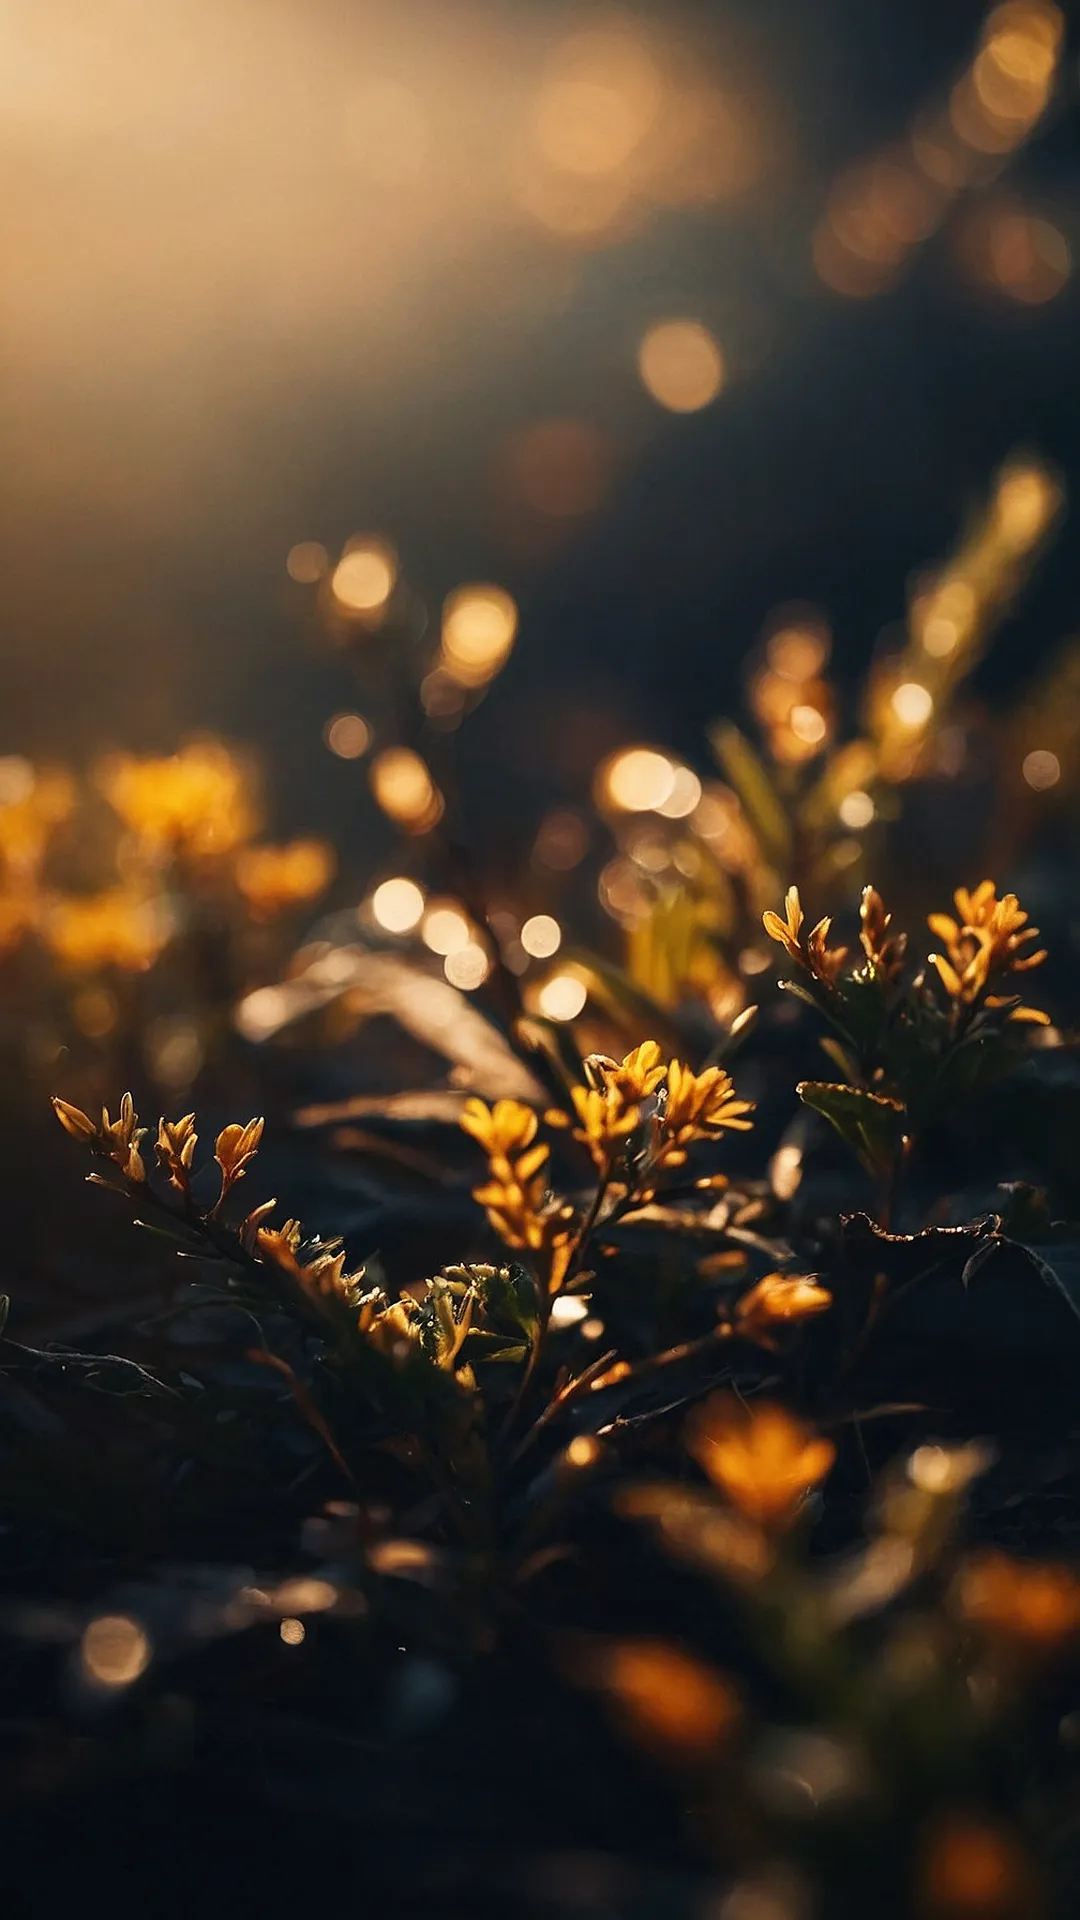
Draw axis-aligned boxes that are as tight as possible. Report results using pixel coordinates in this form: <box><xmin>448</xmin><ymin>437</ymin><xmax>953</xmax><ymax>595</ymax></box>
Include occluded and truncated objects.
<box><xmin>762</xmin><ymin>878</ymin><xmax>1050</xmax><ymax>1206</ymax></box>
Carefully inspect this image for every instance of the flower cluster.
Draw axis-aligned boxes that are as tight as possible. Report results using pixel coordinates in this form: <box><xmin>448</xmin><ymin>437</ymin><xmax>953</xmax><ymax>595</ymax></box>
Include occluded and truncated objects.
<box><xmin>98</xmin><ymin>742</ymin><xmax>256</xmax><ymax>859</ymax></box>
<box><xmin>928</xmin><ymin>880</ymin><xmax>1048</xmax><ymax>1020</ymax></box>
<box><xmin>762</xmin><ymin>885</ymin><xmax>847</xmax><ymax>986</ymax></box>
<box><xmin>462</xmin><ymin>1042</ymin><xmax>755</xmax><ymax>1287</ymax></box>
<box><xmin>460</xmin><ymin>1097</ymin><xmax>576</xmax><ymax>1292</ymax></box>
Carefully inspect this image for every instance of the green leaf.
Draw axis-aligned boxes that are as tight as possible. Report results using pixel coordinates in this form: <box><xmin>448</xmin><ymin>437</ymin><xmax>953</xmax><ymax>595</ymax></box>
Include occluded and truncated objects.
<box><xmin>797</xmin><ymin>1081</ymin><xmax>907</xmax><ymax>1177</ymax></box>
<box><xmin>475</xmin><ymin>1262</ymin><xmax>540</xmax><ymax>1340</ymax></box>
<box><xmin>708</xmin><ymin>721</ymin><xmax>791</xmax><ymax>867</ymax></box>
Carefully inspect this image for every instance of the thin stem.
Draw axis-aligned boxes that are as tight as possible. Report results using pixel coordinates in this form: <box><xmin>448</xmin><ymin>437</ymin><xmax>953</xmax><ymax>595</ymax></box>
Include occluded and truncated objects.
<box><xmin>498</xmin><ymin>1164</ymin><xmax>613</xmax><ymax>1447</ymax></box>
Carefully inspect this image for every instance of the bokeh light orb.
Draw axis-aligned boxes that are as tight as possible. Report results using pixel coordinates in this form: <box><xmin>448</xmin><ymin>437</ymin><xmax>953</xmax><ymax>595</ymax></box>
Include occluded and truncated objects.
<box><xmin>637</xmin><ymin>320</ymin><xmax>724</xmax><ymax>412</ymax></box>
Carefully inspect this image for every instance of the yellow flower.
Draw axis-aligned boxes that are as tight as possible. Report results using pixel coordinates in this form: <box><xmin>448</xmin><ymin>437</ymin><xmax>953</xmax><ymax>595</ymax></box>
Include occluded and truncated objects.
<box><xmin>52</xmin><ymin>1091</ymin><xmax>147</xmax><ymax>1183</ymax></box>
<box><xmin>156</xmin><ymin>1113</ymin><xmax>198</xmax><ymax>1192</ymax></box>
<box><xmin>460</xmin><ymin>1097</ymin><xmax>541</xmax><ymax>1167</ymax></box>
<box><xmin>214</xmin><ymin>1117</ymin><xmax>264</xmax><ymax>1200</ymax></box>
<box><xmin>99</xmin><ymin>742</ymin><xmax>255</xmax><ymax>857</ymax></box>
<box><xmin>730</xmin><ymin>1272</ymin><xmax>832</xmax><ymax>1349</ymax></box>
<box><xmin>46</xmin><ymin>889</ymin><xmax>169</xmax><ymax>972</ymax></box>
<box><xmin>858</xmin><ymin>885</ymin><xmax>906</xmax><ymax>979</ymax></box>
<box><xmin>928</xmin><ymin>881</ymin><xmax>1047</xmax><ymax>1013</ymax></box>
<box><xmin>686</xmin><ymin>1394</ymin><xmax>835</xmax><ymax>1528</ymax></box>
<box><xmin>655</xmin><ymin>1061</ymin><xmax>754</xmax><ymax>1169</ymax></box>
<box><xmin>955</xmin><ymin>1550</ymin><xmax>1080</xmax><ymax>1650</ymax></box>
<box><xmin>569</xmin><ymin>1043</ymin><xmax>669</xmax><ymax>1171</ymax></box>
<box><xmin>256</xmin><ymin>1216</ymin><xmax>368</xmax><ymax>1310</ymax></box>
<box><xmin>762</xmin><ymin>885</ymin><xmax>847</xmax><ymax>985</ymax></box>
<box><xmin>571</xmin><ymin>1083</ymin><xmax>640</xmax><ymax>1171</ymax></box>
<box><xmin>606</xmin><ymin>1040</ymin><xmax>667</xmax><ymax>1103</ymax></box>
<box><xmin>460</xmin><ymin>1097</ymin><xmax>574</xmax><ymax>1287</ymax></box>
<box><xmin>761</xmin><ymin>884</ymin><xmax>804</xmax><ymax>963</ymax></box>
<box><xmin>234</xmin><ymin>839</ymin><xmax>335</xmax><ymax>920</ymax></box>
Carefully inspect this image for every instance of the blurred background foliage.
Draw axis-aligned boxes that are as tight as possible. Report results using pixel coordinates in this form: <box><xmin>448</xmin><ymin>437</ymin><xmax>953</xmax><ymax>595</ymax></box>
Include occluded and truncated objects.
<box><xmin>4</xmin><ymin>6</ymin><xmax>1080</xmax><ymax>1912</ymax></box>
<box><xmin>3</xmin><ymin>0</ymin><xmax>1080</xmax><ymax>1322</ymax></box>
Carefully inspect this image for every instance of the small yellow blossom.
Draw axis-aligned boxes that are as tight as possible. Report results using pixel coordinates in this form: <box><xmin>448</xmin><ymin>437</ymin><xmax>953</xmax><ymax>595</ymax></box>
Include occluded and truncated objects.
<box><xmin>53</xmin><ymin>1091</ymin><xmax>147</xmax><ymax>1183</ymax></box>
<box><xmin>859</xmin><ymin>885</ymin><xmax>906</xmax><ymax>979</ymax></box>
<box><xmin>214</xmin><ymin>1117</ymin><xmax>264</xmax><ymax>1201</ymax></box>
<box><xmin>686</xmin><ymin>1394</ymin><xmax>835</xmax><ymax>1528</ymax></box>
<box><xmin>460</xmin><ymin>1097</ymin><xmax>543</xmax><ymax>1170</ymax></box>
<box><xmin>761</xmin><ymin>884</ymin><xmax>804</xmax><ymax>963</ymax></box>
<box><xmin>569</xmin><ymin>1043</ymin><xmax>669</xmax><ymax>1171</ymax></box>
<box><xmin>762</xmin><ymin>885</ymin><xmax>847</xmax><ymax>986</ymax></box>
<box><xmin>928</xmin><ymin>881</ymin><xmax>1047</xmax><ymax>1014</ymax></box>
<box><xmin>156</xmin><ymin>1113</ymin><xmax>198</xmax><ymax>1193</ymax></box>
<box><xmin>571</xmin><ymin>1084</ymin><xmax>640</xmax><ymax>1171</ymax></box>
<box><xmin>460</xmin><ymin>1097</ymin><xmax>574</xmax><ymax>1289</ymax></box>
<box><xmin>654</xmin><ymin>1061</ymin><xmax>754</xmax><ymax>1170</ymax></box>
<box><xmin>234</xmin><ymin>839</ymin><xmax>335</xmax><ymax>920</ymax></box>
<box><xmin>603</xmin><ymin>1040</ymin><xmax>668</xmax><ymax>1103</ymax></box>
<box><xmin>256</xmin><ymin>1217</ymin><xmax>368</xmax><ymax>1310</ymax></box>
<box><xmin>730</xmin><ymin>1272</ymin><xmax>832</xmax><ymax>1349</ymax></box>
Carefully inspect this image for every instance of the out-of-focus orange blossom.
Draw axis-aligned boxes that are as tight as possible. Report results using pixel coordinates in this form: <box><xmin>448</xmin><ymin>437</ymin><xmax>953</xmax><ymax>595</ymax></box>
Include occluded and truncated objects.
<box><xmin>99</xmin><ymin>742</ymin><xmax>255</xmax><ymax>858</ymax></box>
<box><xmin>46</xmin><ymin>889</ymin><xmax>169</xmax><ymax>972</ymax></box>
<box><xmin>918</xmin><ymin>1816</ymin><xmax>1035</xmax><ymax>1917</ymax></box>
<box><xmin>595</xmin><ymin>1638</ymin><xmax>741</xmax><ymax>1759</ymax></box>
<box><xmin>0</xmin><ymin>766</ymin><xmax>75</xmax><ymax>878</ymax></box>
<box><xmin>234</xmin><ymin>840</ymin><xmax>335</xmax><ymax>921</ymax></box>
<box><xmin>955</xmin><ymin>1550</ymin><xmax>1080</xmax><ymax>1650</ymax></box>
<box><xmin>686</xmin><ymin>1394</ymin><xmax>836</xmax><ymax>1528</ymax></box>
